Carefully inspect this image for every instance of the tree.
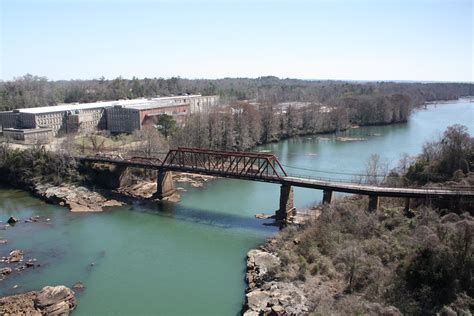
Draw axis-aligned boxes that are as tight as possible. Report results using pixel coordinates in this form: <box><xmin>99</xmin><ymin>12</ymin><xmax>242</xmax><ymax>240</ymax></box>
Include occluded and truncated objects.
<box><xmin>155</xmin><ymin>114</ymin><xmax>177</xmax><ymax>138</ymax></box>
<box><xmin>131</xmin><ymin>125</ymin><xmax>167</xmax><ymax>158</ymax></box>
<box><xmin>364</xmin><ymin>154</ymin><xmax>388</xmax><ymax>185</ymax></box>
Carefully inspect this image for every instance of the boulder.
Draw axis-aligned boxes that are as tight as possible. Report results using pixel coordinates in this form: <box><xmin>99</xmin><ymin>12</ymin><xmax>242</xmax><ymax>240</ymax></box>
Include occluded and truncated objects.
<box><xmin>102</xmin><ymin>199</ymin><xmax>123</xmax><ymax>208</ymax></box>
<box><xmin>7</xmin><ymin>217</ymin><xmax>18</xmax><ymax>225</ymax></box>
<box><xmin>246</xmin><ymin>290</ymin><xmax>271</xmax><ymax>311</ymax></box>
<box><xmin>0</xmin><ymin>267</ymin><xmax>12</xmax><ymax>275</ymax></box>
<box><xmin>35</xmin><ymin>286</ymin><xmax>76</xmax><ymax>315</ymax></box>
<box><xmin>72</xmin><ymin>281</ymin><xmax>85</xmax><ymax>291</ymax></box>
<box><xmin>247</xmin><ymin>249</ymin><xmax>280</xmax><ymax>288</ymax></box>
<box><xmin>8</xmin><ymin>250</ymin><xmax>23</xmax><ymax>263</ymax></box>
<box><xmin>25</xmin><ymin>261</ymin><xmax>35</xmax><ymax>268</ymax></box>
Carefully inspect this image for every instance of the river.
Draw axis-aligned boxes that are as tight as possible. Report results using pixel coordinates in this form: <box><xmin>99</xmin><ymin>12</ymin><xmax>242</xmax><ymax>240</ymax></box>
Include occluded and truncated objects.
<box><xmin>0</xmin><ymin>98</ymin><xmax>472</xmax><ymax>315</ymax></box>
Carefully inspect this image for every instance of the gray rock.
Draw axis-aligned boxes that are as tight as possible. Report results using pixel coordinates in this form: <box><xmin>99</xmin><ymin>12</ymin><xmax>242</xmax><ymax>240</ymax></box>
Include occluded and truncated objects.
<box><xmin>271</xmin><ymin>304</ymin><xmax>285</xmax><ymax>314</ymax></box>
<box><xmin>246</xmin><ymin>290</ymin><xmax>271</xmax><ymax>311</ymax></box>
<box><xmin>8</xmin><ymin>249</ymin><xmax>23</xmax><ymax>263</ymax></box>
<box><xmin>0</xmin><ymin>267</ymin><xmax>12</xmax><ymax>275</ymax></box>
<box><xmin>246</xmin><ymin>249</ymin><xmax>281</xmax><ymax>294</ymax></box>
<box><xmin>35</xmin><ymin>285</ymin><xmax>76</xmax><ymax>315</ymax></box>
<box><xmin>72</xmin><ymin>281</ymin><xmax>85</xmax><ymax>291</ymax></box>
<box><xmin>7</xmin><ymin>217</ymin><xmax>18</xmax><ymax>225</ymax></box>
<box><xmin>243</xmin><ymin>310</ymin><xmax>260</xmax><ymax>316</ymax></box>
<box><xmin>25</xmin><ymin>261</ymin><xmax>35</xmax><ymax>268</ymax></box>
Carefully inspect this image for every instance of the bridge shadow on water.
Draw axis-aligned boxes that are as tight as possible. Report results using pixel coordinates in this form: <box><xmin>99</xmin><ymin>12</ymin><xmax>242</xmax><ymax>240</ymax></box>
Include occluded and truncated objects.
<box><xmin>125</xmin><ymin>199</ymin><xmax>279</xmax><ymax>233</ymax></box>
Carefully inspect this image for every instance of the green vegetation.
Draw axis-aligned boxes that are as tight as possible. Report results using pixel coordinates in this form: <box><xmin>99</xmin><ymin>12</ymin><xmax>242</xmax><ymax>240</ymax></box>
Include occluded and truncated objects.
<box><xmin>0</xmin><ymin>143</ymin><xmax>80</xmax><ymax>186</ymax></box>
<box><xmin>404</xmin><ymin>124</ymin><xmax>474</xmax><ymax>184</ymax></box>
<box><xmin>155</xmin><ymin>114</ymin><xmax>177</xmax><ymax>138</ymax></box>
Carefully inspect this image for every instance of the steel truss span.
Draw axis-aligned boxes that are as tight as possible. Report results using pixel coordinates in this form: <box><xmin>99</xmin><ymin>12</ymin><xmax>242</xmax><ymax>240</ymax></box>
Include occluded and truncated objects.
<box><xmin>77</xmin><ymin>147</ymin><xmax>474</xmax><ymax>199</ymax></box>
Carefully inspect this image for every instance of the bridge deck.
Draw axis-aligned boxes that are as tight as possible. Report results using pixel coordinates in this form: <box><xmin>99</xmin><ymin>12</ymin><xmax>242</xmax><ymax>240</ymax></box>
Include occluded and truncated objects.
<box><xmin>282</xmin><ymin>176</ymin><xmax>474</xmax><ymax>198</ymax></box>
<box><xmin>78</xmin><ymin>156</ymin><xmax>474</xmax><ymax>199</ymax></box>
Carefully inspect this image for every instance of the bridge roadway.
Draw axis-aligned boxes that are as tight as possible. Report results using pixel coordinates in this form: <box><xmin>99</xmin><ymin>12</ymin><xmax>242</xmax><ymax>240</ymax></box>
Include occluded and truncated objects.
<box><xmin>77</xmin><ymin>155</ymin><xmax>474</xmax><ymax>199</ymax></box>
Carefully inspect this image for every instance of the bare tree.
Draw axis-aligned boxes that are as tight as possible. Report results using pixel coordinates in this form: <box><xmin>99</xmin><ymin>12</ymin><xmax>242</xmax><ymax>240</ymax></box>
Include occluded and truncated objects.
<box><xmin>364</xmin><ymin>154</ymin><xmax>388</xmax><ymax>185</ymax></box>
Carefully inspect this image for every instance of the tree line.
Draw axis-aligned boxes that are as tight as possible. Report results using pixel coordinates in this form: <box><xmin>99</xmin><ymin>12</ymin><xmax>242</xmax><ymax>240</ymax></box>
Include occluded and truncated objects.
<box><xmin>170</xmin><ymin>96</ymin><xmax>410</xmax><ymax>151</ymax></box>
<box><xmin>1</xmin><ymin>74</ymin><xmax>472</xmax><ymax>111</ymax></box>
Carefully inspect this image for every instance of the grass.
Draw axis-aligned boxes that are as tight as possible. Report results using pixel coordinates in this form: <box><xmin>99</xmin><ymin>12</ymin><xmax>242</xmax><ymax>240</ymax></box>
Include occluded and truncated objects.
<box><xmin>74</xmin><ymin>134</ymin><xmax>135</xmax><ymax>151</ymax></box>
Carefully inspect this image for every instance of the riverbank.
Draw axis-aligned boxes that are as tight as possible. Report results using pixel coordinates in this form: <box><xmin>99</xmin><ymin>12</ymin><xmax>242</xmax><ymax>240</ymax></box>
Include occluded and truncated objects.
<box><xmin>0</xmin><ymin>285</ymin><xmax>76</xmax><ymax>315</ymax></box>
<box><xmin>242</xmin><ymin>196</ymin><xmax>474</xmax><ymax>315</ymax></box>
<box><xmin>0</xmin><ymin>157</ymin><xmax>215</xmax><ymax>213</ymax></box>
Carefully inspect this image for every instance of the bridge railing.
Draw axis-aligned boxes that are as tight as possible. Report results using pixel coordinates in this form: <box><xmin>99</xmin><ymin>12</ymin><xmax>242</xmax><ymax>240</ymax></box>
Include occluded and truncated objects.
<box><xmin>284</xmin><ymin>172</ymin><xmax>474</xmax><ymax>192</ymax></box>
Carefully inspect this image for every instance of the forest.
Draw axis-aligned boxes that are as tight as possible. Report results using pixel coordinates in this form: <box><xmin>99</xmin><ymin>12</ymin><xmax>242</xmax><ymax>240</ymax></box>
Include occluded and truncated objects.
<box><xmin>1</xmin><ymin>75</ymin><xmax>472</xmax><ymax>152</ymax></box>
<box><xmin>1</xmin><ymin>74</ymin><xmax>472</xmax><ymax>111</ymax></box>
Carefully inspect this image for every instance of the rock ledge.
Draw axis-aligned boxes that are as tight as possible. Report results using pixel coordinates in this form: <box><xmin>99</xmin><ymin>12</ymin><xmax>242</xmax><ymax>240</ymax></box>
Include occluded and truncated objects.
<box><xmin>0</xmin><ymin>285</ymin><xmax>76</xmax><ymax>315</ymax></box>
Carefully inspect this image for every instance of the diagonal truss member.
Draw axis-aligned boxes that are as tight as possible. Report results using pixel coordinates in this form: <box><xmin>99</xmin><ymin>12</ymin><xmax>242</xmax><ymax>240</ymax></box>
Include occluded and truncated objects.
<box><xmin>161</xmin><ymin>147</ymin><xmax>287</xmax><ymax>179</ymax></box>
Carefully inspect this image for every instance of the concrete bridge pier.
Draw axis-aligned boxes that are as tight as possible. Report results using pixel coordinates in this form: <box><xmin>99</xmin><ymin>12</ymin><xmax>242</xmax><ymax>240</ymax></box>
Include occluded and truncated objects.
<box><xmin>276</xmin><ymin>184</ymin><xmax>295</xmax><ymax>221</ymax></box>
<box><xmin>322</xmin><ymin>190</ymin><xmax>333</xmax><ymax>204</ymax></box>
<box><xmin>368</xmin><ymin>195</ymin><xmax>379</xmax><ymax>212</ymax></box>
<box><xmin>154</xmin><ymin>170</ymin><xmax>175</xmax><ymax>200</ymax></box>
<box><xmin>404</xmin><ymin>198</ymin><xmax>411</xmax><ymax>213</ymax></box>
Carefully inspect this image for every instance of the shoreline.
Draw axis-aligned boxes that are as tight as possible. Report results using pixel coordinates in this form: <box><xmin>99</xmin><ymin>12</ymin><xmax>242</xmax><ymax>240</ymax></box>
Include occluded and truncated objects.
<box><xmin>0</xmin><ymin>171</ymin><xmax>215</xmax><ymax>214</ymax></box>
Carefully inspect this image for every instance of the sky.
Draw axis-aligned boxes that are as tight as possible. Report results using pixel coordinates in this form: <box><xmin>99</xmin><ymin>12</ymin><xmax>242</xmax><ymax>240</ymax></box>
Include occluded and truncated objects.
<box><xmin>0</xmin><ymin>0</ymin><xmax>472</xmax><ymax>82</ymax></box>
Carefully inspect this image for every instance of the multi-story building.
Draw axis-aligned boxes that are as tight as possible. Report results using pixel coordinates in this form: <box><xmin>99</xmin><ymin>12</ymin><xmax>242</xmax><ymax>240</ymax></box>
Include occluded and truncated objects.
<box><xmin>0</xmin><ymin>111</ymin><xmax>19</xmax><ymax>130</ymax></box>
<box><xmin>0</xmin><ymin>95</ymin><xmax>220</xmax><ymax>140</ymax></box>
<box><xmin>106</xmin><ymin>95</ymin><xmax>207</xmax><ymax>133</ymax></box>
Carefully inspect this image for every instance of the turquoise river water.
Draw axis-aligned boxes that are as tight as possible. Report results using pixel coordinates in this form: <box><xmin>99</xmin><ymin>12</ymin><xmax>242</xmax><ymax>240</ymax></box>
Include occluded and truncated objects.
<box><xmin>0</xmin><ymin>99</ymin><xmax>473</xmax><ymax>315</ymax></box>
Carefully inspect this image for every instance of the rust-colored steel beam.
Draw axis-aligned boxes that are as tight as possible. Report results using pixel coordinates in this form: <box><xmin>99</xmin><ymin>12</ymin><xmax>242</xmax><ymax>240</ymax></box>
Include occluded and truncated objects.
<box><xmin>161</xmin><ymin>147</ymin><xmax>286</xmax><ymax>179</ymax></box>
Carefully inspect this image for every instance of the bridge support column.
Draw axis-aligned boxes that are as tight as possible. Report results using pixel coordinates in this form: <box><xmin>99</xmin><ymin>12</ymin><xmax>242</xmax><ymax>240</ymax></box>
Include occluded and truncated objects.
<box><xmin>276</xmin><ymin>184</ymin><xmax>295</xmax><ymax>221</ymax></box>
<box><xmin>322</xmin><ymin>190</ymin><xmax>333</xmax><ymax>204</ymax></box>
<box><xmin>404</xmin><ymin>198</ymin><xmax>411</xmax><ymax>213</ymax></box>
<box><xmin>154</xmin><ymin>171</ymin><xmax>175</xmax><ymax>200</ymax></box>
<box><xmin>403</xmin><ymin>198</ymin><xmax>415</xmax><ymax>217</ymax></box>
<box><xmin>368</xmin><ymin>195</ymin><xmax>379</xmax><ymax>212</ymax></box>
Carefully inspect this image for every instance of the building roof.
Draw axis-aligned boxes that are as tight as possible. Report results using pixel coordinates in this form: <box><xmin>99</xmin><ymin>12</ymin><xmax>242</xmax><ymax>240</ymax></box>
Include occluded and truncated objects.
<box><xmin>14</xmin><ymin>95</ymin><xmax>205</xmax><ymax>115</ymax></box>
<box><xmin>3</xmin><ymin>127</ymin><xmax>52</xmax><ymax>134</ymax></box>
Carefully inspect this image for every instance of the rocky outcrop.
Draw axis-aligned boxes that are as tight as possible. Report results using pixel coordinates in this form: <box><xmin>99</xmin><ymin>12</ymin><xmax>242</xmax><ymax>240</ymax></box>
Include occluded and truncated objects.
<box><xmin>6</xmin><ymin>250</ymin><xmax>23</xmax><ymax>263</ymax></box>
<box><xmin>245</xmin><ymin>282</ymin><xmax>309</xmax><ymax>316</ymax></box>
<box><xmin>35</xmin><ymin>184</ymin><xmax>123</xmax><ymax>212</ymax></box>
<box><xmin>35</xmin><ymin>286</ymin><xmax>76</xmax><ymax>315</ymax></box>
<box><xmin>0</xmin><ymin>285</ymin><xmax>76</xmax><ymax>315</ymax></box>
<box><xmin>0</xmin><ymin>267</ymin><xmax>12</xmax><ymax>281</ymax></box>
<box><xmin>6</xmin><ymin>217</ymin><xmax>18</xmax><ymax>225</ymax></box>
<box><xmin>118</xmin><ymin>172</ymin><xmax>213</xmax><ymax>202</ymax></box>
<box><xmin>244</xmin><ymin>248</ymin><xmax>310</xmax><ymax>315</ymax></box>
<box><xmin>246</xmin><ymin>249</ymin><xmax>280</xmax><ymax>289</ymax></box>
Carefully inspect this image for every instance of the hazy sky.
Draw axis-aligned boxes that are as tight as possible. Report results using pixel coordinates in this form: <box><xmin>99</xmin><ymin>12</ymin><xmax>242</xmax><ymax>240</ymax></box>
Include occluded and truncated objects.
<box><xmin>0</xmin><ymin>0</ymin><xmax>472</xmax><ymax>81</ymax></box>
